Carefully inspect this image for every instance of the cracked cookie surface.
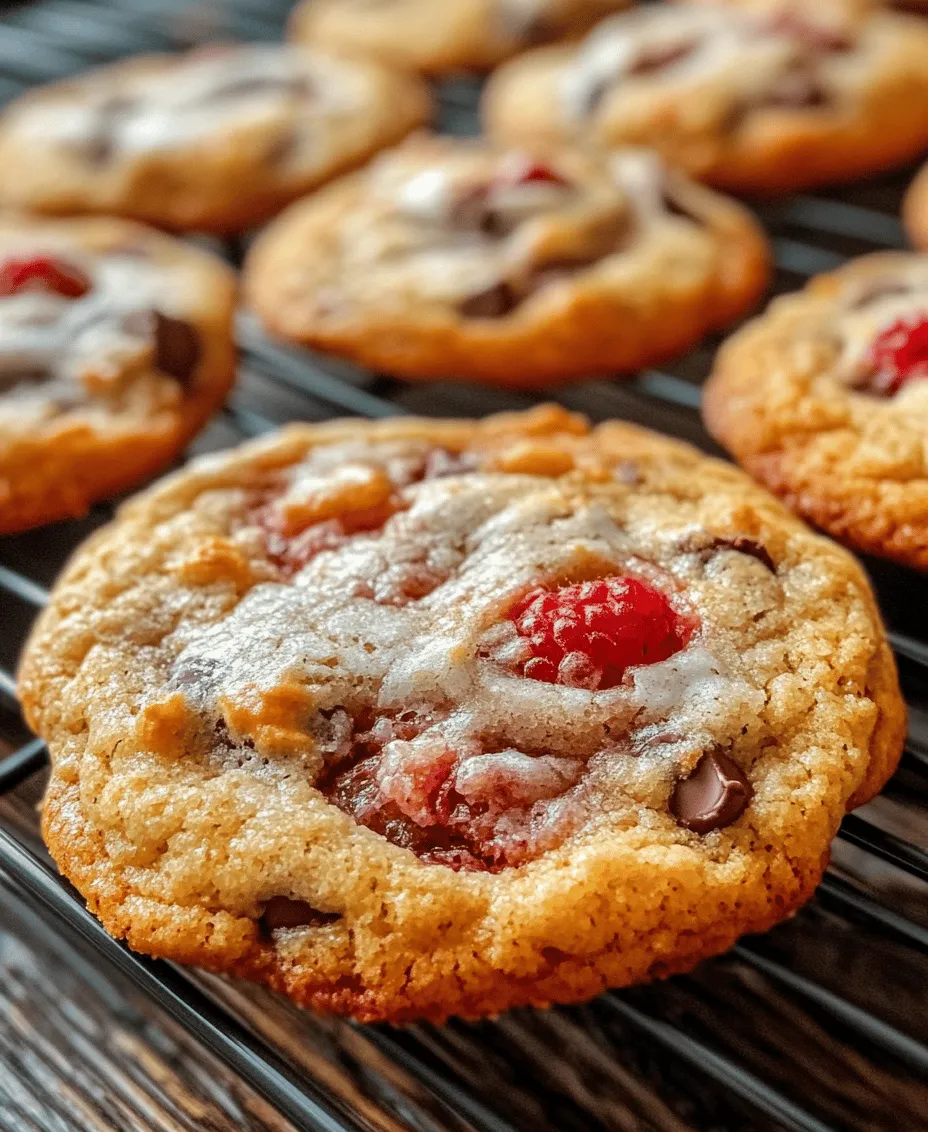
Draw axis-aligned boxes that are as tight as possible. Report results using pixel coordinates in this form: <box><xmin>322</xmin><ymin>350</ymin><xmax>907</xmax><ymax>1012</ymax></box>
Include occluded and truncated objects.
<box><xmin>0</xmin><ymin>214</ymin><xmax>235</xmax><ymax>532</ymax></box>
<box><xmin>19</xmin><ymin>406</ymin><xmax>904</xmax><ymax>1022</ymax></box>
<box><xmin>290</xmin><ymin>0</ymin><xmax>633</xmax><ymax>77</ymax></box>
<box><xmin>482</xmin><ymin>0</ymin><xmax>928</xmax><ymax>194</ymax></box>
<box><xmin>704</xmin><ymin>252</ymin><xmax>928</xmax><ymax>569</ymax></box>
<box><xmin>0</xmin><ymin>44</ymin><xmax>431</xmax><ymax>234</ymax></box>
<box><xmin>243</xmin><ymin>134</ymin><xmax>769</xmax><ymax>385</ymax></box>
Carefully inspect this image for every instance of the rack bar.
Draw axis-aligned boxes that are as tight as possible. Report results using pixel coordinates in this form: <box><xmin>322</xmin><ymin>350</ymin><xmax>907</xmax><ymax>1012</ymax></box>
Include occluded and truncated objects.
<box><xmin>601</xmin><ymin>995</ymin><xmax>838</xmax><ymax>1132</ymax></box>
<box><xmin>733</xmin><ymin>946</ymin><xmax>928</xmax><ymax>1075</ymax></box>
<box><xmin>0</xmin><ymin>826</ymin><xmax>361</xmax><ymax>1132</ymax></box>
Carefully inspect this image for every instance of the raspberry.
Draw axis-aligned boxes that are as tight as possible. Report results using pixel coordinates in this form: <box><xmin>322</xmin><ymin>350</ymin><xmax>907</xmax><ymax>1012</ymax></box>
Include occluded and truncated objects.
<box><xmin>508</xmin><ymin>576</ymin><xmax>689</xmax><ymax>690</ymax></box>
<box><xmin>865</xmin><ymin>316</ymin><xmax>928</xmax><ymax>396</ymax></box>
<box><xmin>0</xmin><ymin>255</ymin><xmax>91</xmax><ymax>299</ymax></box>
<box><xmin>496</xmin><ymin>155</ymin><xmax>569</xmax><ymax>189</ymax></box>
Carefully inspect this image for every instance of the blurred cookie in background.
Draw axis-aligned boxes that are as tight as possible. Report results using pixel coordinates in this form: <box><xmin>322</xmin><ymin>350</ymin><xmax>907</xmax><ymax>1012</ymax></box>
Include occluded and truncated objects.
<box><xmin>0</xmin><ymin>214</ymin><xmax>236</xmax><ymax>531</ymax></box>
<box><xmin>0</xmin><ymin>44</ymin><xmax>432</xmax><ymax>234</ymax></box>
<box><xmin>483</xmin><ymin>0</ymin><xmax>928</xmax><ymax>195</ymax></box>
<box><xmin>290</xmin><ymin>0</ymin><xmax>635</xmax><ymax>77</ymax></box>
<box><xmin>904</xmin><ymin>163</ymin><xmax>928</xmax><ymax>250</ymax></box>
<box><xmin>704</xmin><ymin>252</ymin><xmax>928</xmax><ymax>568</ymax></box>
<box><xmin>243</xmin><ymin>134</ymin><xmax>770</xmax><ymax>386</ymax></box>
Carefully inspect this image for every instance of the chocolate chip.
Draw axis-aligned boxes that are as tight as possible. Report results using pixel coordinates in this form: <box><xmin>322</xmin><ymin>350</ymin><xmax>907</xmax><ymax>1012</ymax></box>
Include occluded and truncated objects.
<box><xmin>661</xmin><ymin>189</ymin><xmax>704</xmax><ymax>225</ymax></box>
<box><xmin>124</xmin><ymin>309</ymin><xmax>202</xmax><ymax>387</ymax></box>
<box><xmin>708</xmin><ymin>536</ymin><xmax>777</xmax><ymax>575</ymax></box>
<box><xmin>458</xmin><ymin>281</ymin><xmax>519</xmax><ymax>319</ymax></box>
<box><xmin>260</xmin><ymin>896</ymin><xmax>341</xmax><ymax>933</ymax></box>
<box><xmin>629</xmin><ymin>39</ymin><xmax>700</xmax><ymax>77</ymax></box>
<box><xmin>670</xmin><ymin>750</ymin><xmax>753</xmax><ymax>834</ymax></box>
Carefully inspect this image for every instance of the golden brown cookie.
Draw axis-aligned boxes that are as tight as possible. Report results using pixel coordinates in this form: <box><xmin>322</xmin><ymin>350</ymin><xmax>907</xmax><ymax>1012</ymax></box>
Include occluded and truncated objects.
<box><xmin>0</xmin><ymin>214</ymin><xmax>235</xmax><ymax>532</ymax></box>
<box><xmin>0</xmin><ymin>45</ymin><xmax>431</xmax><ymax>234</ymax></box>
<box><xmin>243</xmin><ymin>134</ymin><xmax>769</xmax><ymax>386</ymax></box>
<box><xmin>482</xmin><ymin>0</ymin><xmax>928</xmax><ymax>195</ymax></box>
<box><xmin>904</xmin><ymin>162</ymin><xmax>928</xmax><ymax>250</ymax></box>
<box><xmin>290</xmin><ymin>0</ymin><xmax>633</xmax><ymax>77</ymax></box>
<box><xmin>704</xmin><ymin>252</ymin><xmax>928</xmax><ymax>569</ymax></box>
<box><xmin>19</xmin><ymin>405</ymin><xmax>904</xmax><ymax>1023</ymax></box>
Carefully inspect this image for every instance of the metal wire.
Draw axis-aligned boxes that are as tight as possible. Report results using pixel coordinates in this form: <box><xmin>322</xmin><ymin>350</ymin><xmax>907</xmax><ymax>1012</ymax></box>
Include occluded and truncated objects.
<box><xmin>0</xmin><ymin>3</ymin><xmax>926</xmax><ymax>1132</ymax></box>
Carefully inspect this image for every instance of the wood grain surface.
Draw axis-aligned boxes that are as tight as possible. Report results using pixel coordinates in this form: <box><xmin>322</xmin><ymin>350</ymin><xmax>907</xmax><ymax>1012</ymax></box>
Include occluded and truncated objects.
<box><xmin>0</xmin><ymin>770</ymin><xmax>297</xmax><ymax>1132</ymax></box>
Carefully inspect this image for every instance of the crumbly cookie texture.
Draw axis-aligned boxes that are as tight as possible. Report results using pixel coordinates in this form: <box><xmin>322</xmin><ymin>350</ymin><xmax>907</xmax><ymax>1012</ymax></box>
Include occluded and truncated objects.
<box><xmin>19</xmin><ymin>406</ymin><xmax>904</xmax><ymax>1023</ymax></box>
<box><xmin>290</xmin><ymin>0</ymin><xmax>633</xmax><ymax>77</ymax></box>
<box><xmin>243</xmin><ymin>134</ymin><xmax>769</xmax><ymax>386</ymax></box>
<box><xmin>0</xmin><ymin>45</ymin><xmax>431</xmax><ymax>234</ymax></box>
<box><xmin>482</xmin><ymin>0</ymin><xmax>928</xmax><ymax>194</ymax></box>
<box><xmin>905</xmin><ymin>163</ymin><xmax>928</xmax><ymax>251</ymax></box>
<box><xmin>0</xmin><ymin>214</ymin><xmax>235</xmax><ymax>533</ymax></box>
<box><xmin>703</xmin><ymin>252</ymin><xmax>928</xmax><ymax>569</ymax></box>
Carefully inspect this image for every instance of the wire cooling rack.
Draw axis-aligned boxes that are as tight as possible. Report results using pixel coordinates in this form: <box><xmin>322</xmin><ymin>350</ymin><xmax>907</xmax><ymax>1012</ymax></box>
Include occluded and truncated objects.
<box><xmin>1</xmin><ymin>2</ymin><xmax>928</xmax><ymax>1130</ymax></box>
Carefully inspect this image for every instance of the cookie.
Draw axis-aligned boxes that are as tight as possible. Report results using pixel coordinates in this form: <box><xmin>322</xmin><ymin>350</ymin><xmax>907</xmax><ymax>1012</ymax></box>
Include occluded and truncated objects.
<box><xmin>289</xmin><ymin>0</ymin><xmax>633</xmax><ymax>77</ymax></box>
<box><xmin>0</xmin><ymin>214</ymin><xmax>236</xmax><ymax>532</ymax></box>
<box><xmin>0</xmin><ymin>45</ymin><xmax>431</xmax><ymax>234</ymax></box>
<box><xmin>18</xmin><ymin>405</ymin><xmax>904</xmax><ymax>1023</ymax></box>
<box><xmin>482</xmin><ymin>0</ymin><xmax>928</xmax><ymax>194</ymax></box>
<box><xmin>243</xmin><ymin>134</ymin><xmax>770</xmax><ymax>386</ymax></box>
<box><xmin>904</xmin><ymin>162</ymin><xmax>928</xmax><ymax>251</ymax></box>
<box><xmin>703</xmin><ymin>252</ymin><xmax>928</xmax><ymax>569</ymax></box>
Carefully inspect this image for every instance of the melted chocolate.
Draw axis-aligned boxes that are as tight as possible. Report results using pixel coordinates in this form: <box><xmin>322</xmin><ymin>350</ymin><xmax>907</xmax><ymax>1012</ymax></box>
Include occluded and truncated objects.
<box><xmin>124</xmin><ymin>309</ymin><xmax>202</xmax><ymax>387</ymax></box>
<box><xmin>458</xmin><ymin>281</ymin><xmax>519</xmax><ymax>320</ymax></box>
<box><xmin>260</xmin><ymin>896</ymin><xmax>341</xmax><ymax>934</ymax></box>
<box><xmin>708</xmin><ymin>536</ymin><xmax>777</xmax><ymax>575</ymax></box>
<box><xmin>670</xmin><ymin>750</ymin><xmax>753</xmax><ymax>834</ymax></box>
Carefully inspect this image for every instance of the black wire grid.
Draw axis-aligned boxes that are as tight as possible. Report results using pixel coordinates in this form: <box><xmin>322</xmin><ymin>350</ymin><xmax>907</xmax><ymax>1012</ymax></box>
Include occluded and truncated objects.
<box><xmin>1</xmin><ymin>2</ymin><xmax>928</xmax><ymax>1131</ymax></box>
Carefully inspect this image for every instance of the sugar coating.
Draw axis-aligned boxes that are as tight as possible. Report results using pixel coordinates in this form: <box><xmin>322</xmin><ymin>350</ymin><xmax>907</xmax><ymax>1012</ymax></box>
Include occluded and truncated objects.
<box><xmin>19</xmin><ymin>407</ymin><xmax>905</xmax><ymax>1022</ymax></box>
<box><xmin>704</xmin><ymin>251</ymin><xmax>928</xmax><ymax>569</ymax></box>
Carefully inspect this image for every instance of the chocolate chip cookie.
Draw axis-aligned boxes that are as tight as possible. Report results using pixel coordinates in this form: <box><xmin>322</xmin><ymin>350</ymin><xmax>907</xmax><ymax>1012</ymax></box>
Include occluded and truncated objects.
<box><xmin>704</xmin><ymin>252</ymin><xmax>928</xmax><ymax>568</ymax></box>
<box><xmin>243</xmin><ymin>134</ymin><xmax>770</xmax><ymax>386</ymax></box>
<box><xmin>18</xmin><ymin>405</ymin><xmax>904</xmax><ymax>1022</ymax></box>
<box><xmin>290</xmin><ymin>0</ymin><xmax>633</xmax><ymax>77</ymax></box>
<box><xmin>482</xmin><ymin>0</ymin><xmax>928</xmax><ymax>194</ymax></box>
<box><xmin>0</xmin><ymin>214</ymin><xmax>235</xmax><ymax>532</ymax></box>
<box><xmin>905</xmin><ymin>162</ymin><xmax>928</xmax><ymax>251</ymax></box>
<box><xmin>0</xmin><ymin>45</ymin><xmax>431</xmax><ymax>234</ymax></box>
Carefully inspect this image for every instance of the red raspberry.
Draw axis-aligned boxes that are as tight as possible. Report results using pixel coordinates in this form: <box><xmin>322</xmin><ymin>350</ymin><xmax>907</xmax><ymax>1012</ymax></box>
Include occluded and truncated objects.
<box><xmin>866</xmin><ymin>315</ymin><xmax>928</xmax><ymax>396</ymax></box>
<box><xmin>508</xmin><ymin>576</ymin><xmax>689</xmax><ymax>690</ymax></box>
<box><xmin>497</xmin><ymin>155</ymin><xmax>569</xmax><ymax>189</ymax></box>
<box><xmin>0</xmin><ymin>256</ymin><xmax>91</xmax><ymax>300</ymax></box>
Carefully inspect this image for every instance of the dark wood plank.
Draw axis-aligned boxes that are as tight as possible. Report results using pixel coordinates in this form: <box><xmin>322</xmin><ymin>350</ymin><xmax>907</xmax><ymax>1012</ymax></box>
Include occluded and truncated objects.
<box><xmin>0</xmin><ymin>871</ymin><xmax>297</xmax><ymax>1132</ymax></box>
